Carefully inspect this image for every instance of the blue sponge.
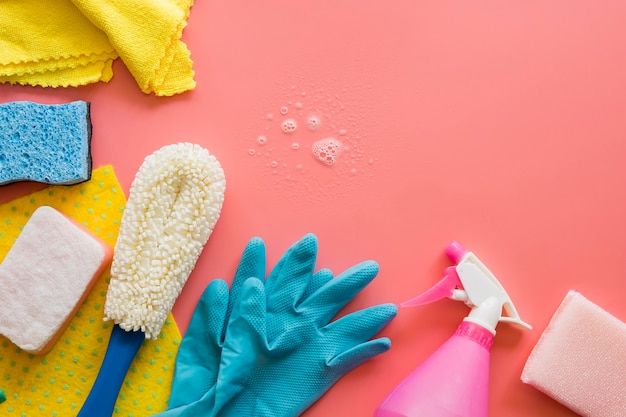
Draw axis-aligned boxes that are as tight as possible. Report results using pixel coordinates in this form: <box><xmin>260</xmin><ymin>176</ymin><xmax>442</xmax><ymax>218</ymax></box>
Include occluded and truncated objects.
<box><xmin>0</xmin><ymin>101</ymin><xmax>92</xmax><ymax>186</ymax></box>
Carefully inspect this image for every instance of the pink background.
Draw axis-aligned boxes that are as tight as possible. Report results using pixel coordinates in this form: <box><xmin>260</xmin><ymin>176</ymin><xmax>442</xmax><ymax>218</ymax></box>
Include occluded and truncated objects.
<box><xmin>2</xmin><ymin>1</ymin><xmax>625</xmax><ymax>416</ymax></box>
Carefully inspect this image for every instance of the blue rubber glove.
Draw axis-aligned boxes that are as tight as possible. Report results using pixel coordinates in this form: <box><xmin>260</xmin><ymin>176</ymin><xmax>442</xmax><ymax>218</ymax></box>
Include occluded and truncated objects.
<box><xmin>155</xmin><ymin>235</ymin><xmax>336</xmax><ymax>416</ymax></box>
<box><xmin>211</xmin><ymin>234</ymin><xmax>398</xmax><ymax>416</ymax></box>
<box><xmin>165</xmin><ymin>236</ymin><xmax>267</xmax><ymax>410</ymax></box>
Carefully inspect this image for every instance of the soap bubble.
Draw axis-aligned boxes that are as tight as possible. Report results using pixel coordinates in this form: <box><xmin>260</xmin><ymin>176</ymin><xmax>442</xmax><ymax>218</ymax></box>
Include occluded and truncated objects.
<box><xmin>280</xmin><ymin>106</ymin><xmax>289</xmax><ymax>115</ymax></box>
<box><xmin>257</xmin><ymin>135</ymin><xmax>267</xmax><ymax>145</ymax></box>
<box><xmin>281</xmin><ymin>119</ymin><xmax>298</xmax><ymax>134</ymax></box>
<box><xmin>312</xmin><ymin>138</ymin><xmax>343</xmax><ymax>166</ymax></box>
<box><xmin>307</xmin><ymin>115</ymin><xmax>321</xmax><ymax>131</ymax></box>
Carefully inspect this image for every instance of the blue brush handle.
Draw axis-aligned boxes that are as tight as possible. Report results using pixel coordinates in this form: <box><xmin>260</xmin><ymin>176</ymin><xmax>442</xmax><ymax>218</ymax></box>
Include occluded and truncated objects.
<box><xmin>77</xmin><ymin>324</ymin><xmax>145</xmax><ymax>417</ymax></box>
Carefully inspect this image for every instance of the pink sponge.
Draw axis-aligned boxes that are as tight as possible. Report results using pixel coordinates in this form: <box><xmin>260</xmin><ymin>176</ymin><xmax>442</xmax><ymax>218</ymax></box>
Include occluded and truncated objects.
<box><xmin>0</xmin><ymin>206</ymin><xmax>112</xmax><ymax>354</ymax></box>
<box><xmin>521</xmin><ymin>290</ymin><xmax>626</xmax><ymax>416</ymax></box>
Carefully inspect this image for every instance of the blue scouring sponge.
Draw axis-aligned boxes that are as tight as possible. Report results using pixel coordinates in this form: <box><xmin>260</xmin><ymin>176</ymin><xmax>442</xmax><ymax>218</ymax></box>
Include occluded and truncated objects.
<box><xmin>0</xmin><ymin>101</ymin><xmax>92</xmax><ymax>186</ymax></box>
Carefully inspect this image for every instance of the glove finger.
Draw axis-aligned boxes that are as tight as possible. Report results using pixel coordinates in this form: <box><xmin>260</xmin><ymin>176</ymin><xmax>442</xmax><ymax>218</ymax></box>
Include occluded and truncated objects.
<box><xmin>264</xmin><ymin>267</ymin><xmax>335</xmax><ymax>352</ymax></box>
<box><xmin>226</xmin><ymin>237</ymin><xmax>267</xmax><ymax>332</ymax></box>
<box><xmin>169</xmin><ymin>279</ymin><xmax>229</xmax><ymax>408</ymax></box>
<box><xmin>300</xmin><ymin>260</ymin><xmax>380</xmax><ymax>324</ymax></box>
<box><xmin>327</xmin><ymin>337</ymin><xmax>392</xmax><ymax>371</ymax></box>
<box><xmin>214</xmin><ymin>277</ymin><xmax>268</xmax><ymax>411</ymax></box>
<box><xmin>299</xmin><ymin>268</ymin><xmax>334</xmax><ymax>303</ymax></box>
<box><xmin>260</xmin><ymin>245</ymin><xmax>292</xmax><ymax>299</ymax></box>
<box><xmin>265</xmin><ymin>234</ymin><xmax>317</xmax><ymax>318</ymax></box>
<box><xmin>325</xmin><ymin>303</ymin><xmax>398</xmax><ymax>348</ymax></box>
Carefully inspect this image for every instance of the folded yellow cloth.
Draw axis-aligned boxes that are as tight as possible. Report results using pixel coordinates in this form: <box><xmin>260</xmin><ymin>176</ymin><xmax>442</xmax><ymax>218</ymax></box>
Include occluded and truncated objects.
<box><xmin>71</xmin><ymin>0</ymin><xmax>195</xmax><ymax>96</ymax></box>
<box><xmin>0</xmin><ymin>166</ymin><xmax>181</xmax><ymax>417</ymax></box>
<box><xmin>0</xmin><ymin>0</ymin><xmax>194</xmax><ymax>96</ymax></box>
<box><xmin>0</xmin><ymin>0</ymin><xmax>117</xmax><ymax>87</ymax></box>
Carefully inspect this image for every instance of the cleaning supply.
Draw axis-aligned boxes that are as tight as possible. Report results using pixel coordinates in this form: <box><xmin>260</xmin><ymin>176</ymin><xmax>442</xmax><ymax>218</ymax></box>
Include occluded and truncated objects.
<box><xmin>160</xmin><ymin>235</ymin><xmax>335</xmax><ymax>415</ymax></box>
<box><xmin>0</xmin><ymin>166</ymin><xmax>182</xmax><ymax>417</ymax></box>
<box><xmin>78</xmin><ymin>143</ymin><xmax>225</xmax><ymax>417</ymax></box>
<box><xmin>0</xmin><ymin>206</ymin><xmax>112</xmax><ymax>354</ymax></box>
<box><xmin>0</xmin><ymin>101</ymin><xmax>92</xmax><ymax>186</ymax></box>
<box><xmin>167</xmin><ymin>236</ymin><xmax>268</xmax><ymax>411</ymax></box>
<box><xmin>164</xmin><ymin>235</ymin><xmax>338</xmax><ymax>414</ymax></box>
<box><xmin>70</xmin><ymin>0</ymin><xmax>195</xmax><ymax>96</ymax></box>
<box><xmin>157</xmin><ymin>234</ymin><xmax>398</xmax><ymax>417</ymax></box>
<box><xmin>0</xmin><ymin>0</ymin><xmax>116</xmax><ymax>87</ymax></box>
<box><xmin>375</xmin><ymin>241</ymin><xmax>531</xmax><ymax>417</ymax></box>
<box><xmin>0</xmin><ymin>0</ymin><xmax>194</xmax><ymax>95</ymax></box>
<box><xmin>521</xmin><ymin>290</ymin><xmax>626</xmax><ymax>416</ymax></box>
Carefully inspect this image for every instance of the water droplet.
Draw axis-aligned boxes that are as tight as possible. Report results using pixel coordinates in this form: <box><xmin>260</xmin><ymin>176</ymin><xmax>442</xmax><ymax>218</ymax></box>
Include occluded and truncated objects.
<box><xmin>339</xmin><ymin>129</ymin><xmax>347</xmax><ymax>136</ymax></box>
<box><xmin>291</xmin><ymin>142</ymin><xmax>300</xmax><ymax>150</ymax></box>
<box><xmin>281</xmin><ymin>119</ymin><xmax>298</xmax><ymax>134</ymax></box>
<box><xmin>312</xmin><ymin>138</ymin><xmax>343</xmax><ymax>166</ymax></box>
<box><xmin>307</xmin><ymin>115</ymin><xmax>321</xmax><ymax>131</ymax></box>
<box><xmin>257</xmin><ymin>135</ymin><xmax>267</xmax><ymax>145</ymax></box>
<box><xmin>295</xmin><ymin>102</ymin><xmax>303</xmax><ymax>109</ymax></box>
<box><xmin>270</xmin><ymin>160</ymin><xmax>279</xmax><ymax>168</ymax></box>
<box><xmin>280</xmin><ymin>106</ymin><xmax>289</xmax><ymax>115</ymax></box>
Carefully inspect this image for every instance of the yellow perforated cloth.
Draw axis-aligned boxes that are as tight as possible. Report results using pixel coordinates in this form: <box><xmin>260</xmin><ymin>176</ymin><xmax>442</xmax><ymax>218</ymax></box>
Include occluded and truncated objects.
<box><xmin>0</xmin><ymin>166</ymin><xmax>181</xmax><ymax>417</ymax></box>
<box><xmin>0</xmin><ymin>0</ymin><xmax>195</xmax><ymax>96</ymax></box>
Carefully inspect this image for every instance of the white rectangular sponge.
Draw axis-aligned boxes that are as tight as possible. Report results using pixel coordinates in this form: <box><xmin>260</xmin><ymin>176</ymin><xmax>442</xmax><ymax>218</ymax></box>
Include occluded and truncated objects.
<box><xmin>521</xmin><ymin>290</ymin><xmax>626</xmax><ymax>416</ymax></box>
<box><xmin>0</xmin><ymin>206</ymin><xmax>112</xmax><ymax>353</ymax></box>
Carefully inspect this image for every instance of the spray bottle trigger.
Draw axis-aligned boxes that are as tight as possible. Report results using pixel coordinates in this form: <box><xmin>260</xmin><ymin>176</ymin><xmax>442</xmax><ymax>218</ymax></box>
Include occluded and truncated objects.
<box><xmin>456</xmin><ymin>262</ymin><xmax>533</xmax><ymax>330</ymax></box>
<box><xmin>400</xmin><ymin>267</ymin><xmax>463</xmax><ymax>307</ymax></box>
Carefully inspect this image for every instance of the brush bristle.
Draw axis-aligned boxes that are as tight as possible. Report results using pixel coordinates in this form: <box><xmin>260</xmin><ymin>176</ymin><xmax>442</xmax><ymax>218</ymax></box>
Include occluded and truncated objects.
<box><xmin>104</xmin><ymin>143</ymin><xmax>225</xmax><ymax>339</ymax></box>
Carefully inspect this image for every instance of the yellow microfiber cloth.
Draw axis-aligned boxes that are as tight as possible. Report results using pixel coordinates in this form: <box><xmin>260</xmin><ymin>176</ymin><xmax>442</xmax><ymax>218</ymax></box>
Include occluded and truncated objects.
<box><xmin>0</xmin><ymin>0</ymin><xmax>117</xmax><ymax>88</ymax></box>
<box><xmin>0</xmin><ymin>166</ymin><xmax>181</xmax><ymax>417</ymax></box>
<box><xmin>0</xmin><ymin>0</ymin><xmax>195</xmax><ymax>96</ymax></box>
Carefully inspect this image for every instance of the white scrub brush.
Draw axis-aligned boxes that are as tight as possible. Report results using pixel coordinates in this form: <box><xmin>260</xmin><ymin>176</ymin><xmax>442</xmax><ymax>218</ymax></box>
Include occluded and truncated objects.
<box><xmin>78</xmin><ymin>142</ymin><xmax>225</xmax><ymax>417</ymax></box>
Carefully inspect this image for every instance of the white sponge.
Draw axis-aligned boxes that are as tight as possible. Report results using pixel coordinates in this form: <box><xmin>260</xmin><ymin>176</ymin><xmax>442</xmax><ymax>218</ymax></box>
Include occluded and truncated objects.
<box><xmin>0</xmin><ymin>206</ymin><xmax>112</xmax><ymax>353</ymax></box>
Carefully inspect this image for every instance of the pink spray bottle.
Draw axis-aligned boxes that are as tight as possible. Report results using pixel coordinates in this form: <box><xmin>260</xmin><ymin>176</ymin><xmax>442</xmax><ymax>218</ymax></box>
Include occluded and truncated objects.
<box><xmin>375</xmin><ymin>241</ymin><xmax>531</xmax><ymax>417</ymax></box>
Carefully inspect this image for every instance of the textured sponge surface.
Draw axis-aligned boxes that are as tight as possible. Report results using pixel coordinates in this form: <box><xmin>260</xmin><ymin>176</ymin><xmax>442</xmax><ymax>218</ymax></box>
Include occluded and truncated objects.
<box><xmin>0</xmin><ymin>100</ymin><xmax>92</xmax><ymax>186</ymax></box>
<box><xmin>0</xmin><ymin>205</ymin><xmax>112</xmax><ymax>353</ymax></box>
<box><xmin>521</xmin><ymin>290</ymin><xmax>626</xmax><ymax>416</ymax></box>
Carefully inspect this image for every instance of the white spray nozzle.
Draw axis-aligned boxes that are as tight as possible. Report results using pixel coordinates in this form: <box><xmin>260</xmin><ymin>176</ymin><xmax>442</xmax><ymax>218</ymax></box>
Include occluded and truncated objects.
<box><xmin>400</xmin><ymin>241</ymin><xmax>531</xmax><ymax>334</ymax></box>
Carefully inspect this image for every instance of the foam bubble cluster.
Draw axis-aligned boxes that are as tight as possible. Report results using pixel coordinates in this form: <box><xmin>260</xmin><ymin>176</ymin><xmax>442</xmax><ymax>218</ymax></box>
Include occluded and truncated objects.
<box><xmin>105</xmin><ymin>142</ymin><xmax>226</xmax><ymax>339</ymax></box>
<box><xmin>312</xmin><ymin>137</ymin><xmax>343</xmax><ymax>166</ymax></box>
<box><xmin>281</xmin><ymin>118</ymin><xmax>298</xmax><ymax>134</ymax></box>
